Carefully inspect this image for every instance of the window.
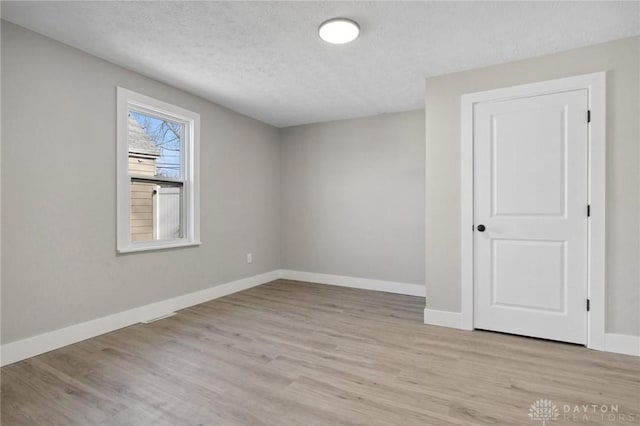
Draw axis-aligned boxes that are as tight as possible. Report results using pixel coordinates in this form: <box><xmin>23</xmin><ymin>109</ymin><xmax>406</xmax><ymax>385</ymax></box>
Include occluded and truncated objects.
<box><xmin>117</xmin><ymin>87</ymin><xmax>200</xmax><ymax>253</ymax></box>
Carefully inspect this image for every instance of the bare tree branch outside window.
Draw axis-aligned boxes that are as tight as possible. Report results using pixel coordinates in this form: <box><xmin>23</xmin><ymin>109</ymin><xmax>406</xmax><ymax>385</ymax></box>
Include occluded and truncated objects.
<box><xmin>130</xmin><ymin>111</ymin><xmax>182</xmax><ymax>178</ymax></box>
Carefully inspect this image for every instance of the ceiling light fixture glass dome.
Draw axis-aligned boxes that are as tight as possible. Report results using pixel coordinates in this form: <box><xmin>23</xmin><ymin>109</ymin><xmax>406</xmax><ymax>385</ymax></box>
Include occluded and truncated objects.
<box><xmin>318</xmin><ymin>18</ymin><xmax>360</xmax><ymax>44</ymax></box>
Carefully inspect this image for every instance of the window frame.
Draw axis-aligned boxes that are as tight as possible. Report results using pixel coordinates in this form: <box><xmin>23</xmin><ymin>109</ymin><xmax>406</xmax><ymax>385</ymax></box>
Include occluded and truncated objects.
<box><xmin>117</xmin><ymin>87</ymin><xmax>200</xmax><ymax>253</ymax></box>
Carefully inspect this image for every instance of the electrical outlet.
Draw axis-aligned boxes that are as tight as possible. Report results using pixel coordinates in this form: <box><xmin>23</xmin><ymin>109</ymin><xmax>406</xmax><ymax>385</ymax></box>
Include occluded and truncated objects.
<box><xmin>246</xmin><ymin>253</ymin><xmax>253</xmax><ymax>264</ymax></box>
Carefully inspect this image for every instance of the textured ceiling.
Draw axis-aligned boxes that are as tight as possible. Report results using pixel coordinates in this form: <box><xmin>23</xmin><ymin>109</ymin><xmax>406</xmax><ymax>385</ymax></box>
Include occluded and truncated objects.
<box><xmin>2</xmin><ymin>1</ymin><xmax>639</xmax><ymax>127</ymax></box>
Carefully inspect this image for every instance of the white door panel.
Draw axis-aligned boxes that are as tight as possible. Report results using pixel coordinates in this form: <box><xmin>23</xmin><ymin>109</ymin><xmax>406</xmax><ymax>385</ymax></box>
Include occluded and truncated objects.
<box><xmin>491</xmin><ymin>239</ymin><xmax>566</xmax><ymax>312</ymax></box>
<box><xmin>474</xmin><ymin>89</ymin><xmax>588</xmax><ymax>344</ymax></box>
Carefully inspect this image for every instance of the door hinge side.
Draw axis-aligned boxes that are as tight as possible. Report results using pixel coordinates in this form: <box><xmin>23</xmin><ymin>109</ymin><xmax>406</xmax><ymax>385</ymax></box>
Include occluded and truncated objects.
<box><xmin>587</xmin><ymin>204</ymin><xmax>591</xmax><ymax>217</ymax></box>
<box><xmin>587</xmin><ymin>299</ymin><xmax>590</xmax><ymax>312</ymax></box>
<box><xmin>587</xmin><ymin>110</ymin><xmax>591</xmax><ymax>123</ymax></box>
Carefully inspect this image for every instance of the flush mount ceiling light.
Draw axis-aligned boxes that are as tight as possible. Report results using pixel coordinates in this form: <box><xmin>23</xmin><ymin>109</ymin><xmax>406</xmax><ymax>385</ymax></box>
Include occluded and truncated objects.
<box><xmin>318</xmin><ymin>18</ymin><xmax>360</xmax><ymax>44</ymax></box>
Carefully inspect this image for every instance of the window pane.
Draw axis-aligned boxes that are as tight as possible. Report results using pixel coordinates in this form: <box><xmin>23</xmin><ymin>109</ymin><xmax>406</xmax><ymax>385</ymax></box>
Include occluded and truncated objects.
<box><xmin>128</xmin><ymin>111</ymin><xmax>183</xmax><ymax>179</ymax></box>
<box><xmin>130</xmin><ymin>181</ymin><xmax>183</xmax><ymax>242</ymax></box>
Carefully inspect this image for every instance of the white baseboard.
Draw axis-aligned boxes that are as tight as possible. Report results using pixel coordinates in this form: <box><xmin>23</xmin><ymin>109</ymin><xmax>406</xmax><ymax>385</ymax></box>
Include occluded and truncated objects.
<box><xmin>422</xmin><ymin>310</ymin><xmax>639</xmax><ymax>357</ymax></box>
<box><xmin>6</xmin><ymin>270</ymin><xmax>633</xmax><ymax>365</ymax></box>
<box><xmin>278</xmin><ymin>270</ymin><xmax>425</xmax><ymax>297</ymax></box>
<box><xmin>0</xmin><ymin>270</ymin><xmax>280</xmax><ymax>366</ymax></box>
<box><xmin>604</xmin><ymin>333</ymin><xmax>640</xmax><ymax>357</ymax></box>
<box><xmin>423</xmin><ymin>308</ymin><xmax>463</xmax><ymax>329</ymax></box>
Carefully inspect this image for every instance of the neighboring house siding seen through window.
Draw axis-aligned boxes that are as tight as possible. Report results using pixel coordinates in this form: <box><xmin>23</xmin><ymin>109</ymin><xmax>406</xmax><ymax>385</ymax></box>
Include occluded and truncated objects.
<box><xmin>128</xmin><ymin>115</ymin><xmax>161</xmax><ymax>242</ymax></box>
<box><xmin>117</xmin><ymin>88</ymin><xmax>200</xmax><ymax>253</ymax></box>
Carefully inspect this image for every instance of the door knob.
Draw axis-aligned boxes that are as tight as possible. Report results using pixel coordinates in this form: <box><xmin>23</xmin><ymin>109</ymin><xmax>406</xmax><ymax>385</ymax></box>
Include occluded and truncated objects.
<box><xmin>477</xmin><ymin>224</ymin><xmax>486</xmax><ymax>232</ymax></box>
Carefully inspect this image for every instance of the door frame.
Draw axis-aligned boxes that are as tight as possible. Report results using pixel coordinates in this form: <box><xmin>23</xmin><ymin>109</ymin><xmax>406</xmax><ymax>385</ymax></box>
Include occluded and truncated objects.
<box><xmin>460</xmin><ymin>72</ymin><xmax>606</xmax><ymax>350</ymax></box>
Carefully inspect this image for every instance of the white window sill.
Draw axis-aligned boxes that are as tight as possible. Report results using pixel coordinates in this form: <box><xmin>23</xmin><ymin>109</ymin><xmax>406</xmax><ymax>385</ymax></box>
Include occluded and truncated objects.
<box><xmin>117</xmin><ymin>240</ymin><xmax>202</xmax><ymax>254</ymax></box>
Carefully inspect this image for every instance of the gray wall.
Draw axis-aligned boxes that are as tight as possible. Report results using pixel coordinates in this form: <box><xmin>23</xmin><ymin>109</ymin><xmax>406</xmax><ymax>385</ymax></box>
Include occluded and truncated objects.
<box><xmin>1</xmin><ymin>22</ymin><xmax>281</xmax><ymax>344</ymax></box>
<box><xmin>3</xmin><ymin>20</ymin><xmax>637</xmax><ymax>345</ymax></box>
<box><xmin>425</xmin><ymin>36</ymin><xmax>640</xmax><ymax>336</ymax></box>
<box><xmin>281</xmin><ymin>111</ymin><xmax>425</xmax><ymax>285</ymax></box>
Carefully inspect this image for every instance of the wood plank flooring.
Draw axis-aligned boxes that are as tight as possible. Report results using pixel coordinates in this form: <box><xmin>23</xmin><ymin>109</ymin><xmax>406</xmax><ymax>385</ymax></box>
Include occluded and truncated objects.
<box><xmin>2</xmin><ymin>280</ymin><xmax>639</xmax><ymax>425</ymax></box>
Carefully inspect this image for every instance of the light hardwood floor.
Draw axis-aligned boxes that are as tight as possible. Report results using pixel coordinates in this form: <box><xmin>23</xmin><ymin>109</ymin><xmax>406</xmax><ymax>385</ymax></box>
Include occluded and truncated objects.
<box><xmin>2</xmin><ymin>280</ymin><xmax>639</xmax><ymax>425</ymax></box>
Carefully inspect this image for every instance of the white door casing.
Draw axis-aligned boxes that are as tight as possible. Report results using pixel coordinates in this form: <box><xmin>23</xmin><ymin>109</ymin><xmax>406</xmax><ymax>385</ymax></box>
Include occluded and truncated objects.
<box><xmin>460</xmin><ymin>72</ymin><xmax>606</xmax><ymax>350</ymax></box>
<box><xmin>473</xmin><ymin>90</ymin><xmax>588</xmax><ymax>344</ymax></box>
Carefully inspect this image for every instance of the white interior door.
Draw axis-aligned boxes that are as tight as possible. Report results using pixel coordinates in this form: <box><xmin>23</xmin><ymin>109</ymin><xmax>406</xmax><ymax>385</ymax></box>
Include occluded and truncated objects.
<box><xmin>473</xmin><ymin>89</ymin><xmax>589</xmax><ymax>344</ymax></box>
